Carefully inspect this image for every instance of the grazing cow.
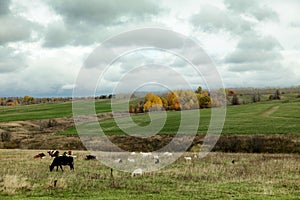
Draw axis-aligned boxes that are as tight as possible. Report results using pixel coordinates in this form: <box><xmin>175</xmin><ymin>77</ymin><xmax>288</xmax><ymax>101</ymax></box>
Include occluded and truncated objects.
<box><xmin>85</xmin><ymin>155</ymin><xmax>96</xmax><ymax>160</ymax></box>
<box><xmin>34</xmin><ymin>153</ymin><xmax>46</xmax><ymax>159</ymax></box>
<box><xmin>49</xmin><ymin>156</ymin><xmax>74</xmax><ymax>172</ymax></box>
<box><xmin>48</xmin><ymin>150</ymin><xmax>59</xmax><ymax>157</ymax></box>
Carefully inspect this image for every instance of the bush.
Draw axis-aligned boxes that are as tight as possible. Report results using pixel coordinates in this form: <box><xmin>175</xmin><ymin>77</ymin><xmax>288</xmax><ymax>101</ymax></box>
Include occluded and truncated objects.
<box><xmin>1</xmin><ymin>132</ymin><xmax>11</xmax><ymax>142</ymax></box>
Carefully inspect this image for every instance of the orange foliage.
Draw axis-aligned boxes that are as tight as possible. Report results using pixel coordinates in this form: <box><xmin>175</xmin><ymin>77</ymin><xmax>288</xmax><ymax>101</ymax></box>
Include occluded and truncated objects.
<box><xmin>144</xmin><ymin>93</ymin><xmax>163</xmax><ymax>112</ymax></box>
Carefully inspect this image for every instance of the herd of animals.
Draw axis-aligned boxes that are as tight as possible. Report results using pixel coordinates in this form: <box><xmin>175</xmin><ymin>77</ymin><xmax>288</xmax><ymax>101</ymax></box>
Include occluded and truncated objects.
<box><xmin>34</xmin><ymin>150</ymin><xmax>96</xmax><ymax>172</ymax></box>
<box><xmin>34</xmin><ymin>150</ymin><xmax>202</xmax><ymax>176</ymax></box>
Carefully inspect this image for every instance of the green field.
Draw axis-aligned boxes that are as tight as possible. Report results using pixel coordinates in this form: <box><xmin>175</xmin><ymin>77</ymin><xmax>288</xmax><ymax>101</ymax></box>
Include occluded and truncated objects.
<box><xmin>59</xmin><ymin>99</ymin><xmax>300</xmax><ymax>136</ymax></box>
<box><xmin>0</xmin><ymin>100</ymin><xmax>112</xmax><ymax>122</ymax></box>
<box><xmin>0</xmin><ymin>97</ymin><xmax>299</xmax><ymax>199</ymax></box>
<box><xmin>0</xmin><ymin>149</ymin><xmax>299</xmax><ymax>199</ymax></box>
<box><xmin>1</xmin><ymin>97</ymin><xmax>300</xmax><ymax>136</ymax></box>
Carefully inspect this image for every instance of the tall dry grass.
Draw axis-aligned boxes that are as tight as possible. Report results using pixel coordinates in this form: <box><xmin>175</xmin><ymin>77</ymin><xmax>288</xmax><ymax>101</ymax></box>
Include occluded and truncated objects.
<box><xmin>0</xmin><ymin>149</ymin><xmax>299</xmax><ymax>199</ymax></box>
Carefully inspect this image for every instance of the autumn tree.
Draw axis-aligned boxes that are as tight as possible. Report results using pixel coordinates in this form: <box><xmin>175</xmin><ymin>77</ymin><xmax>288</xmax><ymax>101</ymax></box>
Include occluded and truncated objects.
<box><xmin>195</xmin><ymin>86</ymin><xmax>202</xmax><ymax>94</ymax></box>
<box><xmin>167</xmin><ymin>91</ymin><xmax>181</xmax><ymax>111</ymax></box>
<box><xmin>23</xmin><ymin>95</ymin><xmax>34</xmax><ymax>105</ymax></box>
<box><xmin>272</xmin><ymin>89</ymin><xmax>281</xmax><ymax>100</ymax></box>
<box><xmin>129</xmin><ymin>105</ymin><xmax>135</xmax><ymax>113</ymax></box>
<box><xmin>232</xmin><ymin>94</ymin><xmax>240</xmax><ymax>105</ymax></box>
<box><xmin>160</xmin><ymin>96</ymin><xmax>168</xmax><ymax>109</ymax></box>
<box><xmin>144</xmin><ymin>93</ymin><xmax>163</xmax><ymax>112</ymax></box>
<box><xmin>252</xmin><ymin>90</ymin><xmax>261</xmax><ymax>103</ymax></box>
<box><xmin>5</xmin><ymin>99</ymin><xmax>15</xmax><ymax>106</ymax></box>
<box><xmin>198</xmin><ymin>95</ymin><xmax>211</xmax><ymax>108</ymax></box>
<box><xmin>166</xmin><ymin>90</ymin><xmax>198</xmax><ymax>111</ymax></box>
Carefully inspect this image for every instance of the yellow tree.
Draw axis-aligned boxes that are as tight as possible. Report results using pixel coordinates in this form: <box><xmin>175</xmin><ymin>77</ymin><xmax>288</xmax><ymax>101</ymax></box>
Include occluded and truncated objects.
<box><xmin>23</xmin><ymin>95</ymin><xmax>34</xmax><ymax>105</ymax></box>
<box><xmin>167</xmin><ymin>91</ymin><xmax>180</xmax><ymax>110</ymax></box>
<box><xmin>144</xmin><ymin>93</ymin><xmax>163</xmax><ymax>112</ymax></box>
<box><xmin>160</xmin><ymin>96</ymin><xmax>168</xmax><ymax>109</ymax></box>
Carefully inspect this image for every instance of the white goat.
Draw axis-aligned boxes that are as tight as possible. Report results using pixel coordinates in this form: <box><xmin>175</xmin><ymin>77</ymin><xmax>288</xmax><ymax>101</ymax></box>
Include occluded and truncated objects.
<box><xmin>140</xmin><ymin>152</ymin><xmax>152</xmax><ymax>157</ymax></box>
<box><xmin>114</xmin><ymin>158</ymin><xmax>122</xmax><ymax>163</ymax></box>
<box><xmin>127</xmin><ymin>158</ymin><xmax>135</xmax><ymax>163</ymax></box>
<box><xmin>184</xmin><ymin>156</ymin><xmax>192</xmax><ymax>162</ymax></box>
<box><xmin>131</xmin><ymin>168</ymin><xmax>143</xmax><ymax>177</ymax></box>
<box><xmin>163</xmin><ymin>152</ymin><xmax>173</xmax><ymax>157</ymax></box>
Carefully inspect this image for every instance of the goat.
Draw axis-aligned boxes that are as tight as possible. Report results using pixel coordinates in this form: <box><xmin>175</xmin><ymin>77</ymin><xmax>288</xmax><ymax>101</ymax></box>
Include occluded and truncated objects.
<box><xmin>49</xmin><ymin>156</ymin><xmax>74</xmax><ymax>172</ymax></box>
<box><xmin>34</xmin><ymin>153</ymin><xmax>46</xmax><ymax>159</ymax></box>
<box><xmin>114</xmin><ymin>158</ymin><xmax>122</xmax><ymax>163</ymax></box>
<box><xmin>140</xmin><ymin>152</ymin><xmax>152</xmax><ymax>157</ymax></box>
<box><xmin>184</xmin><ymin>156</ymin><xmax>192</xmax><ymax>162</ymax></box>
<box><xmin>127</xmin><ymin>158</ymin><xmax>135</xmax><ymax>163</ymax></box>
<box><xmin>163</xmin><ymin>152</ymin><xmax>173</xmax><ymax>157</ymax></box>
<box><xmin>153</xmin><ymin>155</ymin><xmax>159</xmax><ymax>164</ymax></box>
<box><xmin>131</xmin><ymin>168</ymin><xmax>143</xmax><ymax>177</ymax></box>
<box><xmin>48</xmin><ymin>150</ymin><xmax>59</xmax><ymax>157</ymax></box>
<box><xmin>85</xmin><ymin>155</ymin><xmax>96</xmax><ymax>160</ymax></box>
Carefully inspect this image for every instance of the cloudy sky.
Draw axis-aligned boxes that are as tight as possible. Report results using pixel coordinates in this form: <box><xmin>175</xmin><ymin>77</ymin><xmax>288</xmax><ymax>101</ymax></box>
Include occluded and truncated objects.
<box><xmin>0</xmin><ymin>0</ymin><xmax>300</xmax><ymax>97</ymax></box>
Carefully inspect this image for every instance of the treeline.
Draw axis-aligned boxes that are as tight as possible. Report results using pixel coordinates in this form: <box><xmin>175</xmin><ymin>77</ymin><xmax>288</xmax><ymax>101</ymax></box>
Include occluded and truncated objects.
<box><xmin>129</xmin><ymin>86</ymin><xmax>296</xmax><ymax>113</ymax></box>
<box><xmin>0</xmin><ymin>96</ymin><xmax>73</xmax><ymax>106</ymax></box>
<box><xmin>0</xmin><ymin>94</ymin><xmax>115</xmax><ymax>106</ymax></box>
<box><xmin>228</xmin><ymin>85</ymin><xmax>300</xmax><ymax>95</ymax></box>
<box><xmin>129</xmin><ymin>87</ymin><xmax>225</xmax><ymax>113</ymax></box>
<box><xmin>226</xmin><ymin>88</ymin><xmax>291</xmax><ymax>105</ymax></box>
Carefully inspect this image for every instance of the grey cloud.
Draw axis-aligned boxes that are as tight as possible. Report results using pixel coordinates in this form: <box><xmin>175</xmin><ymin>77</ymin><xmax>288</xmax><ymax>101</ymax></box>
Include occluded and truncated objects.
<box><xmin>290</xmin><ymin>21</ymin><xmax>300</xmax><ymax>28</ymax></box>
<box><xmin>228</xmin><ymin>61</ymin><xmax>282</xmax><ymax>72</ymax></box>
<box><xmin>44</xmin><ymin>0</ymin><xmax>162</xmax><ymax>47</ymax></box>
<box><xmin>43</xmin><ymin>22</ymin><xmax>71</xmax><ymax>47</ymax></box>
<box><xmin>43</xmin><ymin>21</ymin><xmax>106</xmax><ymax>47</ymax></box>
<box><xmin>225</xmin><ymin>34</ymin><xmax>283</xmax><ymax>72</ymax></box>
<box><xmin>0</xmin><ymin>47</ymin><xmax>27</xmax><ymax>73</ymax></box>
<box><xmin>226</xmin><ymin>50</ymin><xmax>282</xmax><ymax>64</ymax></box>
<box><xmin>224</xmin><ymin>0</ymin><xmax>257</xmax><ymax>12</ymax></box>
<box><xmin>0</xmin><ymin>0</ymin><xmax>39</xmax><ymax>45</ymax></box>
<box><xmin>0</xmin><ymin>15</ymin><xmax>33</xmax><ymax>45</ymax></box>
<box><xmin>83</xmin><ymin>28</ymin><xmax>191</xmax><ymax>69</ymax></box>
<box><xmin>0</xmin><ymin>0</ymin><xmax>10</xmax><ymax>15</ymax></box>
<box><xmin>224</xmin><ymin>0</ymin><xmax>278</xmax><ymax>21</ymax></box>
<box><xmin>190</xmin><ymin>5</ymin><xmax>253</xmax><ymax>34</ymax></box>
<box><xmin>247</xmin><ymin>7</ymin><xmax>278</xmax><ymax>21</ymax></box>
<box><xmin>104</xmin><ymin>28</ymin><xmax>186</xmax><ymax>49</ymax></box>
<box><xmin>235</xmin><ymin>35</ymin><xmax>282</xmax><ymax>50</ymax></box>
<box><xmin>49</xmin><ymin>0</ymin><xmax>161</xmax><ymax>25</ymax></box>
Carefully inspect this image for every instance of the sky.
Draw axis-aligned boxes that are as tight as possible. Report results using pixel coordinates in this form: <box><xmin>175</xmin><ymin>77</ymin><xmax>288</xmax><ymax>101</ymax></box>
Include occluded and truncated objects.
<box><xmin>0</xmin><ymin>0</ymin><xmax>300</xmax><ymax>97</ymax></box>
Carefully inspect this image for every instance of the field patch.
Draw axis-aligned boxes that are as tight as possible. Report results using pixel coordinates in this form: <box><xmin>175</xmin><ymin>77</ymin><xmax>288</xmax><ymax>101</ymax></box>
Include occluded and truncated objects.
<box><xmin>261</xmin><ymin>105</ymin><xmax>280</xmax><ymax>117</ymax></box>
<box><xmin>0</xmin><ymin>149</ymin><xmax>299</xmax><ymax>199</ymax></box>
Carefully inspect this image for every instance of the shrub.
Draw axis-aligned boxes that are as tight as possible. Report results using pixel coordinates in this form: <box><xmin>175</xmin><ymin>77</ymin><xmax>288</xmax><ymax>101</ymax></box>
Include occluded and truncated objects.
<box><xmin>1</xmin><ymin>132</ymin><xmax>11</xmax><ymax>142</ymax></box>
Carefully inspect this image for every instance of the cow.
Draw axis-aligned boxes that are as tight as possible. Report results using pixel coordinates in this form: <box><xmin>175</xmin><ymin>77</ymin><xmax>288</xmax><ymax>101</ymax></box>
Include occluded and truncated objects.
<box><xmin>49</xmin><ymin>156</ymin><xmax>74</xmax><ymax>172</ymax></box>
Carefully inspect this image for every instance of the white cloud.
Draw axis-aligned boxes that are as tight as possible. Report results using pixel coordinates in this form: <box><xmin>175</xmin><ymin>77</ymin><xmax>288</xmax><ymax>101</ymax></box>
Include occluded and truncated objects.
<box><xmin>0</xmin><ymin>0</ymin><xmax>299</xmax><ymax>97</ymax></box>
<box><xmin>61</xmin><ymin>84</ymin><xmax>76</xmax><ymax>90</ymax></box>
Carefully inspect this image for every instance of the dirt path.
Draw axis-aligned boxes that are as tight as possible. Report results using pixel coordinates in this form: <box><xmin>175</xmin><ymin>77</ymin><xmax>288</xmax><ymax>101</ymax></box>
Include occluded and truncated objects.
<box><xmin>261</xmin><ymin>105</ymin><xmax>280</xmax><ymax>117</ymax></box>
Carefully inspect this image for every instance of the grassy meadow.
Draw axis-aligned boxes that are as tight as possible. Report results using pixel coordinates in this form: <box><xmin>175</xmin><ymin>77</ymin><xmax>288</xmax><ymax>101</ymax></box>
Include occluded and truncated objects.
<box><xmin>0</xmin><ymin>100</ymin><xmax>112</xmax><ymax>122</ymax></box>
<box><xmin>1</xmin><ymin>95</ymin><xmax>300</xmax><ymax>136</ymax></box>
<box><xmin>0</xmin><ymin>149</ymin><xmax>299</xmax><ymax>200</ymax></box>
<box><xmin>0</xmin><ymin>94</ymin><xmax>299</xmax><ymax>199</ymax></box>
<box><xmin>59</xmin><ymin>98</ymin><xmax>300</xmax><ymax>136</ymax></box>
